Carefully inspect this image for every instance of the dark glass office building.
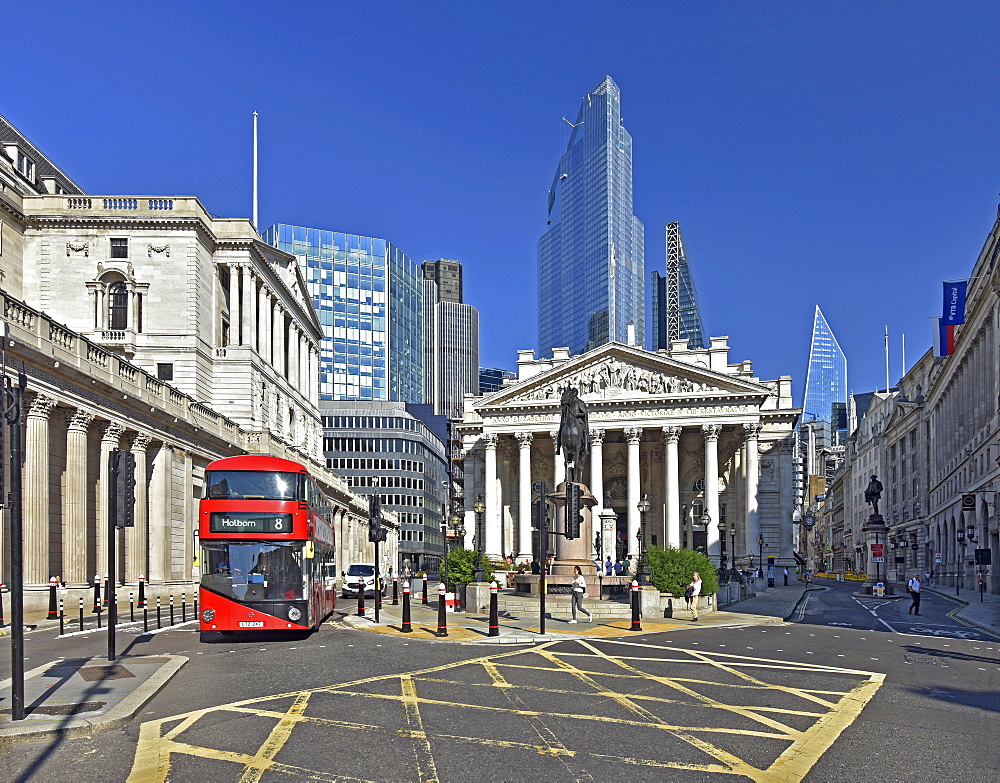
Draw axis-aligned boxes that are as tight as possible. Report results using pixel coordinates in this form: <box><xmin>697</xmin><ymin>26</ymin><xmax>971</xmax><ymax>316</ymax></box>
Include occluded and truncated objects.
<box><xmin>263</xmin><ymin>225</ymin><xmax>423</xmax><ymax>403</ymax></box>
<box><xmin>538</xmin><ymin>76</ymin><xmax>645</xmax><ymax>355</ymax></box>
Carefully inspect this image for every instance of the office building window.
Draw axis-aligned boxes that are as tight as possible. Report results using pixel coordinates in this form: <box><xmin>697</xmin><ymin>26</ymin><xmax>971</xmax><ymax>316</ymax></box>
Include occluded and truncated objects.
<box><xmin>111</xmin><ymin>238</ymin><xmax>129</xmax><ymax>259</ymax></box>
<box><xmin>156</xmin><ymin>363</ymin><xmax>174</xmax><ymax>381</ymax></box>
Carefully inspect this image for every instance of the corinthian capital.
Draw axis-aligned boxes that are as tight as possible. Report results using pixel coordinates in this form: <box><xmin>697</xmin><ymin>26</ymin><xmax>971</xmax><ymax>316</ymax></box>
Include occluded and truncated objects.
<box><xmin>624</xmin><ymin>427</ymin><xmax>643</xmax><ymax>445</ymax></box>
<box><xmin>588</xmin><ymin>428</ymin><xmax>605</xmax><ymax>447</ymax></box>
<box><xmin>662</xmin><ymin>425</ymin><xmax>682</xmax><ymax>444</ymax></box>
<box><xmin>482</xmin><ymin>433</ymin><xmax>498</xmax><ymax>448</ymax></box>
<box><xmin>516</xmin><ymin>432</ymin><xmax>533</xmax><ymax>449</ymax></box>
<box><xmin>743</xmin><ymin>422</ymin><xmax>763</xmax><ymax>440</ymax></box>
<box><xmin>102</xmin><ymin>422</ymin><xmax>125</xmax><ymax>443</ymax></box>
<box><xmin>702</xmin><ymin>423</ymin><xmax>721</xmax><ymax>442</ymax></box>
<box><xmin>130</xmin><ymin>433</ymin><xmax>152</xmax><ymax>452</ymax></box>
<box><xmin>26</xmin><ymin>394</ymin><xmax>57</xmax><ymax>419</ymax></box>
<box><xmin>65</xmin><ymin>409</ymin><xmax>95</xmax><ymax>431</ymax></box>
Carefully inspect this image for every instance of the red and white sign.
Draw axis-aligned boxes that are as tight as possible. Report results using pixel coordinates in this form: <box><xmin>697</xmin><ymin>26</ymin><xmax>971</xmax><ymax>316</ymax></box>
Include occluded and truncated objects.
<box><xmin>871</xmin><ymin>543</ymin><xmax>884</xmax><ymax>563</ymax></box>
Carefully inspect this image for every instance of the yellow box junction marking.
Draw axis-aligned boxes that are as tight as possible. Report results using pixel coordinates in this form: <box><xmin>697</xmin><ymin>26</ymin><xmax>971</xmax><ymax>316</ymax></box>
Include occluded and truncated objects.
<box><xmin>128</xmin><ymin>642</ymin><xmax>883</xmax><ymax>782</ymax></box>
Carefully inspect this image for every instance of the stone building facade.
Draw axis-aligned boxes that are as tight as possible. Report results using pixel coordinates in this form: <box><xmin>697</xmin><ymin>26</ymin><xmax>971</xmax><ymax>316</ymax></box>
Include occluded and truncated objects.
<box><xmin>455</xmin><ymin>340</ymin><xmax>800</xmax><ymax>569</ymax></box>
<box><xmin>0</xmin><ymin>116</ymin><xmax>395</xmax><ymax>610</ymax></box>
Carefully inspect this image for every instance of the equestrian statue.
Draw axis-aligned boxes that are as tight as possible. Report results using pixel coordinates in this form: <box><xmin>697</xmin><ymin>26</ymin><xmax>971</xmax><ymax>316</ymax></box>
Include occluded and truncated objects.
<box><xmin>556</xmin><ymin>385</ymin><xmax>589</xmax><ymax>485</ymax></box>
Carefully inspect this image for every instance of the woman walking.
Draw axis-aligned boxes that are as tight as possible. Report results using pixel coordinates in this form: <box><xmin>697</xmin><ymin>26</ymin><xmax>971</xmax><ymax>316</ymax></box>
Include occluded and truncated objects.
<box><xmin>686</xmin><ymin>571</ymin><xmax>703</xmax><ymax>621</ymax></box>
<box><xmin>569</xmin><ymin>566</ymin><xmax>592</xmax><ymax>623</ymax></box>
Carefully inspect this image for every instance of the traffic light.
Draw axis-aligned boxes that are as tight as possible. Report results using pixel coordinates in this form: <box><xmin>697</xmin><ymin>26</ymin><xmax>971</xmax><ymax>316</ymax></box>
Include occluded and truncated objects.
<box><xmin>532</xmin><ymin>498</ymin><xmax>546</xmax><ymax>530</ymax></box>
<box><xmin>114</xmin><ymin>449</ymin><xmax>136</xmax><ymax>528</ymax></box>
<box><xmin>368</xmin><ymin>494</ymin><xmax>383</xmax><ymax>542</ymax></box>
<box><xmin>565</xmin><ymin>483</ymin><xmax>582</xmax><ymax>540</ymax></box>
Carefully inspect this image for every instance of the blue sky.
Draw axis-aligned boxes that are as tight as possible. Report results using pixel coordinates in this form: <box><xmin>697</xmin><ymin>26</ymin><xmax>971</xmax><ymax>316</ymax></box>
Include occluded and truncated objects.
<box><xmin>7</xmin><ymin>1</ymin><xmax>1000</xmax><ymax>403</ymax></box>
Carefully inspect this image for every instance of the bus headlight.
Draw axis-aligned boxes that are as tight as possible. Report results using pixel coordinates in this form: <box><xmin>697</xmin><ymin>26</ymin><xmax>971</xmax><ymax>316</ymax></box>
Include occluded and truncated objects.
<box><xmin>201</xmin><ymin>608</ymin><xmax>216</xmax><ymax>622</ymax></box>
<box><xmin>287</xmin><ymin>606</ymin><xmax>302</xmax><ymax>622</ymax></box>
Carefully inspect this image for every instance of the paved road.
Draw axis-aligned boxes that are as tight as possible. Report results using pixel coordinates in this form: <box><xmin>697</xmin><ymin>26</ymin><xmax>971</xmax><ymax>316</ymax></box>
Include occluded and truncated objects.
<box><xmin>0</xmin><ymin>594</ymin><xmax>997</xmax><ymax>782</ymax></box>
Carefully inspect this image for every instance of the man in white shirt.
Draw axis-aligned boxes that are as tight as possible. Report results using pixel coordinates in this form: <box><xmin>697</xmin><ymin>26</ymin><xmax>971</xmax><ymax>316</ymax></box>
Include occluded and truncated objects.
<box><xmin>907</xmin><ymin>573</ymin><xmax>922</xmax><ymax>615</ymax></box>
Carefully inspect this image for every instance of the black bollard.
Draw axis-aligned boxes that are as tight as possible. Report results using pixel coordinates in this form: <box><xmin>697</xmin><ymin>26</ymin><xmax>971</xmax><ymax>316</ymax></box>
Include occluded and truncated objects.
<box><xmin>102</xmin><ymin>574</ymin><xmax>109</xmax><ymax>607</ymax></box>
<box><xmin>92</xmin><ymin>574</ymin><xmax>101</xmax><ymax>613</ymax></box>
<box><xmin>392</xmin><ymin>576</ymin><xmax>399</xmax><ymax>606</ymax></box>
<box><xmin>437</xmin><ymin>583</ymin><xmax>448</xmax><ymax>638</ymax></box>
<box><xmin>47</xmin><ymin>576</ymin><xmax>58</xmax><ymax>619</ymax></box>
<box><xmin>97</xmin><ymin>602</ymin><xmax>102</xmax><ymax>629</ymax></box>
<box><xmin>156</xmin><ymin>596</ymin><xmax>162</xmax><ymax>629</ymax></box>
<box><xmin>182</xmin><ymin>592</ymin><xmax>186</xmax><ymax>623</ymax></box>
<box><xmin>169</xmin><ymin>595</ymin><xmax>175</xmax><ymax>626</ymax></box>
<box><xmin>138</xmin><ymin>574</ymin><xmax>146</xmax><ymax>607</ymax></box>
<box><xmin>630</xmin><ymin>580</ymin><xmax>641</xmax><ymax>632</ymax></box>
<box><xmin>401</xmin><ymin>582</ymin><xmax>412</xmax><ymax>633</ymax></box>
<box><xmin>488</xmin><ymin>581</ymin><xmax>499</xmax><ymax>637</ymax></box>
<box><xmin>78</xmin><ymin>597</ymin><xmax>84</xmax><ymax>632</ymax></box>
<box><xmin>0</xmin><ymin>583</ymin><xmax>5</xmax><ymax>628</ymax></box>
<box><xmin>422</xmin><ymin>574</ymin><xmax>429</xmax><ymax>606</ymax></box>
<box><xmin>59</xmin><ymin>599</ymin><xmax>64</xmax><ymax>636</ymax></box>
<box><xmin>143</xmin><ymin>603</ymin><xmax>148</xmax><ymax>633</ymax></box>
<box><xmin>194</xmin><ymin>596</ymin><xmax>198</xmax><ymax>618</ymax></box>
<box><xmin>129</xmin><ymin>592</ymin><xmax>134</xmax><ymax>623</ymax></box>
<box><xmin>357</xmin><ymin>583</ymin><xmax>366</xmax><ymax>617</ymax></box>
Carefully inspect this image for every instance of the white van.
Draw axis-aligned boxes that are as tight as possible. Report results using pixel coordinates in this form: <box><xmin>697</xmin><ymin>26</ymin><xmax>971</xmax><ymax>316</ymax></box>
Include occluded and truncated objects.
<box><xmin>342</xmin><ymin>563</ymin><xmax>383</xmax><ymax>598</ymax></box>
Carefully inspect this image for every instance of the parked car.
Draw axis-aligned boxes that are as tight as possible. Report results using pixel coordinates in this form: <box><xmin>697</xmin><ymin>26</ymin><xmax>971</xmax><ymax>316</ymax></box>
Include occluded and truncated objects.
<box><xmin>341</xmin><ymin>563</ymin><xmax>384</xmax><ymax>598</ymax></box>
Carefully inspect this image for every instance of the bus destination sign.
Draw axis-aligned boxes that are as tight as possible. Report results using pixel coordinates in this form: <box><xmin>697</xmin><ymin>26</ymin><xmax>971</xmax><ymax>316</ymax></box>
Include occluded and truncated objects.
<box><xmin>210</xmin><ymin>512</ymin><xmax>293</xmax><ymax>534</ymax></box>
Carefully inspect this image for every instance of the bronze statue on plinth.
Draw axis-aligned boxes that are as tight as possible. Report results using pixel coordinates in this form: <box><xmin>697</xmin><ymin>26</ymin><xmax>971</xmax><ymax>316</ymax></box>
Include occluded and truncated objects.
<box><xmin>556</xmin><ymin>386</ymin><xmax>589</xmax><ymax>485</ymax></box>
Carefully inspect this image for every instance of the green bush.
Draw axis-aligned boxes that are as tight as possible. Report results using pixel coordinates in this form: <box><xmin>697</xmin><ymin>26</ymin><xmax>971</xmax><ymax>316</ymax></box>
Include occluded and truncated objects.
<box><xmin>445</xmin><ymin>547</ymin><xmax>495</xmax><ymax>584</ymax></box>
<box><xmin>646</xmin><ymin>546</ymin><xmax>718</xmax><ymax>596</ymax></box>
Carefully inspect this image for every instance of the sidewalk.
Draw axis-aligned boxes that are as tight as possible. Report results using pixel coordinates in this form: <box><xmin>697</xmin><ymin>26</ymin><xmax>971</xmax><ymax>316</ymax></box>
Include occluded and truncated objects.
<box><xmin>0</xmin><ymin>654</ymin><xmax>186</xmax><ymax>749</ymax></box>
<box><xmin>342</xmin><ymin>582</ymin><xmax>811</xmax><ymax>644</ymax></box>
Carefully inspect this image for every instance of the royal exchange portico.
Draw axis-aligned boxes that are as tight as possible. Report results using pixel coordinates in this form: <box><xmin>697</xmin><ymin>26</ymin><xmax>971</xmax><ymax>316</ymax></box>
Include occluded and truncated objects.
<box><xmin>456</xmin><ymin>341</ymin><xmax>800</xmax><ymax>569</ymax></box>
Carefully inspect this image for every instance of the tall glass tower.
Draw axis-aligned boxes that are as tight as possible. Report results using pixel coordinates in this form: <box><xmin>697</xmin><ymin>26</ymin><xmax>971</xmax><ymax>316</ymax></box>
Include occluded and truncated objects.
<box><xmin>264</xmin><ymin>224</ymin><xmax>423</xmax><ymax>402</ymax></box>
<box><xmin>802</xmin><ymin>305</ymin><xmax>847</xmax><ymax>425</ymax></box>
<box><xmin>651</xmin><ymin>222</ymin><xmax>708</xmax><ymax>350</ymax></box>
<box><xmin>538</xmin><ymin>76</ymin><xmax>645</xmax><ymax>355</ymax></box>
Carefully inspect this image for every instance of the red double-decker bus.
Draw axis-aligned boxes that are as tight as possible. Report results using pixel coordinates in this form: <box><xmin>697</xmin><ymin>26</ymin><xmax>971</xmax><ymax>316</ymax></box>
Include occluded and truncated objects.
<box><xmin>198</xmin><ymin>455</ymin><xmax>337</xmax><ymax>634</ymax></box>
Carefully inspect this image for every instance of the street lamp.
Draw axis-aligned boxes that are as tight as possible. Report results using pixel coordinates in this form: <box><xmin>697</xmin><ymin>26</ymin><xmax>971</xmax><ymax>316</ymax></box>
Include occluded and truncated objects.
<box><xmin>717</xmin><ymin>519</ymin><xmax>728</xmax><ymax>581</ymax></box>
<box><xmin>955</xmin><ymin>526</ymin><xmax>974</xmax><ymax>595</ymax></box>
<box><xmin>729</xmin><ymin>527</ymin><xmax>738</xmax><ymax>577</ymax></box>
<box><xmin>636</xmin><ymin>495</ymin><xmax>651</xmax><ymax>586</ymax></box>
<box><xmin>473</xmin><ymin>496</ymin><xmax>486</xmax><ymax>583</ymax></box>
<box><xmin>757</xmin><ymin>533</ymin><xmax>765</xmax><ymax>580</ymax></box>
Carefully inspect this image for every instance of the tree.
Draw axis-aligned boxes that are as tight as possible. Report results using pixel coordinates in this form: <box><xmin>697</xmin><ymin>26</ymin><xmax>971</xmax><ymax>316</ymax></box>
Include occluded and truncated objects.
<box><xmin>446</xmin><ymin>547</ymin><xmax>495</xmax><ymax>584</ymax></box>
<box><xmin>646</xmin><ymin>546</ymin><xmax>718</xmax><ymax>596</ymax></box>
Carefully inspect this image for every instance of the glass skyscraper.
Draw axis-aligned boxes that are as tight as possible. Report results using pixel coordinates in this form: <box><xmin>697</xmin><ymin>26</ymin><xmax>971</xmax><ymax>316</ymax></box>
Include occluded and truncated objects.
<box><xmin>802</xmin><ymin>305</ymin><xmax>848</xmax><ymax>425</ymax></box>
<box><xmin>651</xmin><ymin>222</ymin><xmax>708</xmax><ymax>350</ymax></box>
<box><xmin>264</xmin><ymin>224</ymin><xmax>423</xmax><ymax>402</ymax></box>
<box><xmin>538</xmin><ymin>76</ymin><xmax>645</xmax><ymax>355</ymax></box>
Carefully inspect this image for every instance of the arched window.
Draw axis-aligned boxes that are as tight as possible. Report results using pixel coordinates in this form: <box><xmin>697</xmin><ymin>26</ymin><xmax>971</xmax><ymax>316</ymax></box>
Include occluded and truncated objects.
<box><xmin>109</xmin><ymin>282</ymin><xmax>128</xmax><ymax>329</ymax></box>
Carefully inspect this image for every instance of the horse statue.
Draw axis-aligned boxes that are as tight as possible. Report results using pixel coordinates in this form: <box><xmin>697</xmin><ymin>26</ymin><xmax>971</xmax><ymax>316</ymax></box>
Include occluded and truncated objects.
<box><xmin>556</xmin><ymin>385</ymin><xmax>589</xmax><ymax>485</ymax></box>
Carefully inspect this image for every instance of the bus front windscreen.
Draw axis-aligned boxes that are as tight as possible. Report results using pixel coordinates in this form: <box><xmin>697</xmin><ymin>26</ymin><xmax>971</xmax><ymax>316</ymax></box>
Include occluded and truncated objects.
<box><xmin>205</xmin><ymin>471</ymin><xmax>300</xmax><ymax>501</ymax></box>
<box><xmin>201</xmin><ymin>541</ymin><xmax>305</xmax><ymax>602</ymax></box>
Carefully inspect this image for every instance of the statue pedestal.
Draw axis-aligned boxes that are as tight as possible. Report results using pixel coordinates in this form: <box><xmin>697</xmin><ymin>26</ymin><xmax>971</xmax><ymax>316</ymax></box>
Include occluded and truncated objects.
<box><xmin>547</xmin><ymin>482</ymin><xmax>599</xmax><ymax>580</ymax></box>
<box><xmin>859</xmin><ymin>513</ymin><xmax>894</xmax><ymax>596</ymax></box>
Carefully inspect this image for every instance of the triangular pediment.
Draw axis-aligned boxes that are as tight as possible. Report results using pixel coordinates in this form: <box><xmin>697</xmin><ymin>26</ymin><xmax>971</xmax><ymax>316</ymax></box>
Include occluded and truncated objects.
<box><xmin>477</xmin><ymin>343</ymin><xmax>770</xmax><ymax>412</ymax></box>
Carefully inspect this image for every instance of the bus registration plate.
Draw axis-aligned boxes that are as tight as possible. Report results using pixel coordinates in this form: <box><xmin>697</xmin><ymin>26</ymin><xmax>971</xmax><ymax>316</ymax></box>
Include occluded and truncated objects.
<box><xmin>239</xmin><ymin>621</ymin><xmax>264</xmax><ymax>628</ymax></box>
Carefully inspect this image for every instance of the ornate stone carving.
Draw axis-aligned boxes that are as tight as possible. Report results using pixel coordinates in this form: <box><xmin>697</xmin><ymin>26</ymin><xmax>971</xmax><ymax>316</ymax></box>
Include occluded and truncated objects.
<box><xmin>147</xmin><ymin>243</ymin><xmax>170</xmax><ymax>257</ymax></box>
<box><xmin>102</xmin><ymin>422</ymin><xmax>125</xmax><ymax>443</ymax></box>
<box><xmin>702</xmin><ymin>423</ymin><xmax>721</xmax><ymax>442</ymax></box>
<box><xmin>66</xmin><ymin>240</ymin><xmax>89</xmax><ymax>257</ymax></box>
<box><xmin>482</xmin><ymin>433</ymin><xmax>498</xmax><ymax>448</ymax></box>
<box><xmin>130</xmin><ymin>432</ymin><xmax>151</xmax><ymax>452</ymax></box>
<box><xmin>624</xmin><ymin>427</ymin><xmax>642</xmax><ymax>445</ymax></box>
<box><xmin>760</xmin><ymin>459</ymin><xmax>776</xmax><ymax>486</ymax></box>
<box><xmin>516</xmin><ymin>432</ymin><xmax>533</xmax><ymax>449</ymax></box>
<box><xmin>743</xmin><ymin>422</ymin><xmax>763</xmax><ymax>440</ymax></box>
<box><xmin>26</xmin><ymin>394</ymin><xmax>57</xmax><ymax>418</ymax></box>
<box><xmin>64</xmin><ymin>409</ymin><xmax>94</xmax><ymax>431</ymax></box>
<box><xmin>588</xmin><ymin>428</ymin><xmax>605</xmax><ymax>446</ymax></box>
<box><xmin>662</xmin><ymin>425</ymin><xmax>681</xmax><ymax>444</ymax></box>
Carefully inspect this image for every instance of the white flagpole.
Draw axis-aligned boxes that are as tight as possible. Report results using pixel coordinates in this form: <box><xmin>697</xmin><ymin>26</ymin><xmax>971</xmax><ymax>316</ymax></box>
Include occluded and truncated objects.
<box><xmin>901</xmin><ymin>333</ymin><xmax>906</xmax><ymax>379</ymax></box>
<box><xmin>884</xmin><ymin>325</ymin><xmax>890</xmax><ymax>393</ymax></box>
<box><xmin>252</xmin><ymin>111</ymin><xmax>259</xmax><ymax>232</ymax></box>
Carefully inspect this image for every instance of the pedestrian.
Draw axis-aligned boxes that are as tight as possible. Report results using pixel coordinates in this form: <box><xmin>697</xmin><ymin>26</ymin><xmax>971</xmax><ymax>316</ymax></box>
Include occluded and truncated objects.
<box><xmin>622</xmin><ymin>556</ymin><xmax>632</xmax><ymax>576</ymax></box>
<box><xmin>605</xmin><ymin>556</ymin><xmax>613</xmax><ymax>576</ymax></box>
<box><xmin>613</xmin><ymin>559</ymin><xmax>622</xmax><ymax>576</ymax></box>
<box><xmin>530</xmin><ymin>558</ymin><xmax>540</xmax><ymax>575</ymax></box>
<box><xmin>924</xmin><ymin>571</ymin><xmax>930</xmax><ymax>586</ymax></box>
<box><xmin>685</xmin><ymin>571</ymin><xmax>703</xmax><ymax>621</ymax></box>
<box><xmin>907</xmin><ymin>573</ymin><xmax>922</xmax><ymax>615</ymax></box>
<box><xmin>929</xmin><ymin>570</ymin><xmax>935</xmax><ymax>586</ymax></box>
<box><xmin>569</xmin><ymin>565</ymin><xmax>592</xmax><ymax>623</ymax></box>
<box><xmin>783</xmin><ymin>567</ymin><xmax>788</xmax><ymax>586</ymax></box>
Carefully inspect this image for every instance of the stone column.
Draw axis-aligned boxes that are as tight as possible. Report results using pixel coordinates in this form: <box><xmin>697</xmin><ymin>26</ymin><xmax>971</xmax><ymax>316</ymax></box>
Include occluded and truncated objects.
<box><xmin>98</xmin><ymin>422</ymin><xmax>125</xmax><ymax>574</ymax></box>
<box><xmin>311</xmin><ymin>346</ymin><xmax>320</xmax><ymax>405</ymax></box>
<box><xmin>703</xmin><ymin>424</ymin><xmax>721</xmax><ymax>563</ymax></box>
<box><xmin>589</xmin><ymin>429</ymin><xmax>605</xmax><ymax>512</ymax></box>
<box><xmin>63</xmin><ymin>409</ymin><xmax>93</xmax><ymax>585</ymax></box>
<box><xmin>516</xmin><ymin>432</ymin><xmax>533</xmax><ymax>561</ymax></box>
<box><xmin>242</xmin><ymin>266</ymin><xmax>255</xmax><ymax>348</ymax></box>
<box><xmin>126</xmin><ymin>433</ymin><xmax>151</xmax><ymax>582</ymax></box>
<box><xmin>228</xmin><ymin>263</ymin><xmax>240</xmax><ymax>343</ymax></box>
<box><xmin>483</xmin><ymin>433</ymin><xmax>500</xmax><ymax>559</ymax></box>
<box><xmin>258</xmin><ymin>285</ymin><xmax>269</xmax><ymax>358</ymax></box>
<box><xmin>744</xmin><ymin>423</ymin><xmax>762</xmax><ymax>560</ymax></box>
<box><xmin>272</xmin><ymin>302</ymin><xmax>284</xmax><ymax>375</ymax></box>
<box><xmin>25</xmin><ymin>394</ymin><xmax>57</xmax><ymax>585</ymax></box>
<box><xmin>625</xmin><ymin>427</ymin><xmax>642</xmax><ymax>559</ymax></box>
<box><xmin>96</xmin><ymin>287</ymin><xmax>106</xmax><ymax>330</ymax></box>
<box><xmin>550</xmin><ymin>432</ymin><xmax>565</xmax><ymax>488</ymax></box>
<box><xmin>663</xmin><ymin>426</ymin><xmax>682</xmax><ymax>548</ymax></box>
